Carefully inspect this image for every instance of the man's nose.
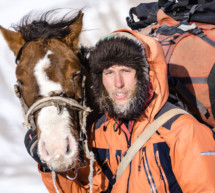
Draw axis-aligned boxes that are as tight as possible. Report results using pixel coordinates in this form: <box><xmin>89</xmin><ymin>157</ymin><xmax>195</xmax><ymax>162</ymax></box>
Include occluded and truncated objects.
<box><xmin>115</xmin><ymin>73</ymin><xmax>124</xmax><ymax>88</ymax></box>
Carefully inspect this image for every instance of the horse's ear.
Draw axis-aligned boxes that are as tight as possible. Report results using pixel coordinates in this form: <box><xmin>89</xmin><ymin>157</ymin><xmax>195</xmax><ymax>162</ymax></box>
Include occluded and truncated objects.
<box><xmin>63</xmin><ymin>12</ymin><xmax>84</xmax><ymax>51</ymax></box>
<box><xmin>0</xmin><ymin>26</ymin><xmax>25</xmax><ymax>56</ymax></box>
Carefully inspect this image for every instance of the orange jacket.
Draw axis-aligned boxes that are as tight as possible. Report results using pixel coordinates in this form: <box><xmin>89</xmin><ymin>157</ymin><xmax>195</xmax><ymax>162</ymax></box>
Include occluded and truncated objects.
<box><xmin>40</xmin><ymin>29</ymin><xmax>215</xmax><ymax>193</ymax></box>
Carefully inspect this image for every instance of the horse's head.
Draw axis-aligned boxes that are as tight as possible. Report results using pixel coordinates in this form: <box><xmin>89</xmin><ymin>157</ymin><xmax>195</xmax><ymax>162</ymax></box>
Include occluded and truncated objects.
<box><xmin>0</xmin><ymin>10</ymin><xmax>87</xmax><ymax>172</ymax></box>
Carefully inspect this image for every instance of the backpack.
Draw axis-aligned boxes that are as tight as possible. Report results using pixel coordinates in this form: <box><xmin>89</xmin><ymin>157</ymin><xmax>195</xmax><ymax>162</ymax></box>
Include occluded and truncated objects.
<box><xmin>126</xmin><ymin>0</ymin><xmax>215</xmax><ymax>127</ymax></box>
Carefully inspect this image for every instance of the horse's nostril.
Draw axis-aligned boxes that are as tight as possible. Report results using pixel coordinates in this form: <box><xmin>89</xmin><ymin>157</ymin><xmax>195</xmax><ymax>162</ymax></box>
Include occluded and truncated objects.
<box><xmin>66</xmin><ymin>137</ymin><xmax>71</xmax><ymax>154</ymax></box>
<box><xmin>46</xmin><ymin>148</ymin><xmax>49</xmax><ymax>156</ymax></box>
<box><xmin>66</xmin><ymin>144</ymin><xmax>71</xmax><ymax>154</ymax></box>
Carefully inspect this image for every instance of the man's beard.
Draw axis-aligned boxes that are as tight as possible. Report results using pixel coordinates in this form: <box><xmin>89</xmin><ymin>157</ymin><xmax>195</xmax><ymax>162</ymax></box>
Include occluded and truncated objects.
<box><xmin>98</xmin><ymin>85</ymin><xmax>146</xmax><ymax>120</ymax></box>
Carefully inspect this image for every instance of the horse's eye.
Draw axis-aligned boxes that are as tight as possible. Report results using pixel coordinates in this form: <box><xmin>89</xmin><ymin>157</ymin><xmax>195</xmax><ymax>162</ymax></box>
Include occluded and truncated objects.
<box><xmin>70</xmin><ymin>71</ymin><xmax>81</xmax><ymax>84</ymax></box>
<box><xmin>71</xmin><ymin>71</ymin><xmax>81</xmax><ymax>82</ymax></box>
<box><xmin>18</xmin><ymin>80</ymin><xmax>24</xmax><ymax>86</ymax></box>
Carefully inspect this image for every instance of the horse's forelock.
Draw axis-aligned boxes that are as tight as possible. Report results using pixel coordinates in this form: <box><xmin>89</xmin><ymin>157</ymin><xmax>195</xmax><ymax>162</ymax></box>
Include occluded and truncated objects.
<box><xmin>13</xmin><ymin>9</ymin><xmax>82</xmax><ymax>42</ymax></box>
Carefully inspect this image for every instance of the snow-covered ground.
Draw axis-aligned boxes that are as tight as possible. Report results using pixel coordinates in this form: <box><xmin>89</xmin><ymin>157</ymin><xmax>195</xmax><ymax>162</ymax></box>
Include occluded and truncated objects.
<box><xmin>0</xmin><ymin>0</ymin><xmax>154</xmax><ymax>192</ymax></box>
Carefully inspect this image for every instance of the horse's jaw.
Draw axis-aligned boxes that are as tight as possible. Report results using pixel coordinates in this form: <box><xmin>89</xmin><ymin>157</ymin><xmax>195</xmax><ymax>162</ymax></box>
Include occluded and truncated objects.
<box><xmin>37</xmin><ymin>106</ymin><xmax>79</xmax><ymax>172</ymax></box>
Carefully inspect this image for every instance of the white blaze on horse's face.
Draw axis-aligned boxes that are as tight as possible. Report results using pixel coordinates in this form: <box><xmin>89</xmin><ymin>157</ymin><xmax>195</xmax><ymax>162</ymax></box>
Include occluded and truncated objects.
<box><xmin>33</xmin><ymin>50</ymin><xmax>78</xmax><ymax>171</ymax></box>
<box><xmin>34</xmin><ymin>50</ymin><xmax>62</xmax><ymax>95</ymax></box>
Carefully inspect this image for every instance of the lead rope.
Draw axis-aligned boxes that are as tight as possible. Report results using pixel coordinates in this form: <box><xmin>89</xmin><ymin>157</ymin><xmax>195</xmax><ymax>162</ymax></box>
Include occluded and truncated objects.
<box><xmin>52</xmin><ymin>171</ymin><xmax>60</xmax><ymax>193</ymax></box>
<box><xmin>83</xmin><ymin>136</ymin><xmax>95</xmax><ymax>193</ymax></box>
<box><xmin>79</xmin><ymin>75</ymin><xmax>95</xmax><ymax>193</ymax></box>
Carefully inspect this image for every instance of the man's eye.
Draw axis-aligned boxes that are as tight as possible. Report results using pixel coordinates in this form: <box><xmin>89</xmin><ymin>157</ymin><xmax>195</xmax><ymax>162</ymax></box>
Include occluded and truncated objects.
<box><xmin>122</xmin><ymin>69</ymin><xmax>131</xmax><ymax>73</ymax></box>
<box><xmin>104</xmin><ymin>71</ymin><xmax>112</xmax><ymax>75</ymax></box>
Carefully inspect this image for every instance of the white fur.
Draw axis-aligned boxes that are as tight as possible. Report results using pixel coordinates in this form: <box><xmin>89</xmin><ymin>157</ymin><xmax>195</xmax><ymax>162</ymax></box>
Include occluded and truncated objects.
<box><xmin>37</xmin><ymin>106</ymin><xmax>78</xmax><ymax>171</ymax></box>
<box><xmin>34</xmin><ymin>51</ymin><xmax>78</xmax><ymax>171</ymax></box>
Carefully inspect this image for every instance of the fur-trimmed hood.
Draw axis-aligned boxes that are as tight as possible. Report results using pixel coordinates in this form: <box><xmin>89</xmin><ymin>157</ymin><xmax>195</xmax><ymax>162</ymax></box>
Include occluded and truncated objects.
<box><xmin>89</xmin><ymin>29</ymin><xmax>168</xmax><ymax>122</ymax></box>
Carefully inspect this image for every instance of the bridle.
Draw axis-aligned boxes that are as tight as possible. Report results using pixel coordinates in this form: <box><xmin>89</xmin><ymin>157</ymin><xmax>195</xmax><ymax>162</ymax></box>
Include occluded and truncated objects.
<box><xmin>14</xmin><ymin>46</ymin><xmax>95</xmax><ymax>192</ymax></box>
<box><xmin>14</xmin><ymin>80</ymin><xmax>91</xmax><ymax>132</ymax></box>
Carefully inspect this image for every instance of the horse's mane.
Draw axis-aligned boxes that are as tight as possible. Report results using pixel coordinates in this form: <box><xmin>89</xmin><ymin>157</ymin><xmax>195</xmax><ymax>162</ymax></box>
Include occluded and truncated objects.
<box><xmin>13</xmin><ymin>9</ymin><xmax>82</xmax><ymax>41</ymax></box>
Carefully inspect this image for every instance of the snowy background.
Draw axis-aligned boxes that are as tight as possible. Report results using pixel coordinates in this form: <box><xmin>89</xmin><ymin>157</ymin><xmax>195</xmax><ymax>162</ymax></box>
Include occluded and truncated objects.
<box><xmin>0</xmin><ymin>0</ymin><xmax>155</xmax><ymax>192</ymax></box>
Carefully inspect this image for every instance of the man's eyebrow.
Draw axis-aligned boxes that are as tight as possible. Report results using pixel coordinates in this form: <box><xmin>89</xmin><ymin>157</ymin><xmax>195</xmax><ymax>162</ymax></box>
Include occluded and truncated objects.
<box><xmin>103</xmin><ymin>69</ymin><xmax>112</xmax><ymax>74</ymax></box>
<box><xmin>103</xmin><ymin>69</ymin><xmax>109</xmax><ymax>72</ymax></box>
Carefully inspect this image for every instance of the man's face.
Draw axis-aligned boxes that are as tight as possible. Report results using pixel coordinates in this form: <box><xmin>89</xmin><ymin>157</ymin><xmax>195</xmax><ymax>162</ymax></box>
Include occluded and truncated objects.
<box><xmin>102</xmin><ymin>65</ymin><xmax>137</xmax><ymax>107</ymax></box>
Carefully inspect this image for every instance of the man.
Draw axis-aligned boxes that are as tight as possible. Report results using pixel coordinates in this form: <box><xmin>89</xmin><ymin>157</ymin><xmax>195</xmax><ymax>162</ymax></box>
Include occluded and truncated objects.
<box><xmin>25</xmin><ymin>29</ymin><xmax>215</xmax><ymax>192</ymax></box>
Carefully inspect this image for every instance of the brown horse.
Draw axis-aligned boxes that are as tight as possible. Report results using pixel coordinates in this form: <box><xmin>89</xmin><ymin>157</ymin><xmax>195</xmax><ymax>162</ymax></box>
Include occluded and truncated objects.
<box><xmin>0</xmin><ymin>10</ymin><xmax>94</xmax><ymax>176</ymax></box>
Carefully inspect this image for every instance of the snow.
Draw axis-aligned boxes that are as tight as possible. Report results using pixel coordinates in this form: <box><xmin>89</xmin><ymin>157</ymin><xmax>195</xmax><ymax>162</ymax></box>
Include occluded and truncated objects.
<box><xmin>0</xmin><ymin>0</ymin><xmax>154</xmax><ymax>192</ymax></box>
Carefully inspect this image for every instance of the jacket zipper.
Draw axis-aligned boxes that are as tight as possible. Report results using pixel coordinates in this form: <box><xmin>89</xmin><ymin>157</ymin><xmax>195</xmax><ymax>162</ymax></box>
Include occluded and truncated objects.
<box><xmin>126</xmin><ymin>121</ymin><xmax>135</xmax><ymax>193</ymax></box>
<box><xmin>154</xmin><ymin>149</ymin><xmax>168</xmax><ymax>193</ymax></box>
<box><xmin>142</xmin><ymin>148</ymin><xmax>158</xmax><ymax>193</ymax></box>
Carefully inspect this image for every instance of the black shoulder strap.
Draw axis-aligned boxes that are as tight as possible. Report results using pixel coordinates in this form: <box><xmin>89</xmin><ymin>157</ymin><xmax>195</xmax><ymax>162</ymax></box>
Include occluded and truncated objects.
<box><xmin>189</xmin><ymin>28</ymin><xmax>215</xmax><ymax>48</ymax></box>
